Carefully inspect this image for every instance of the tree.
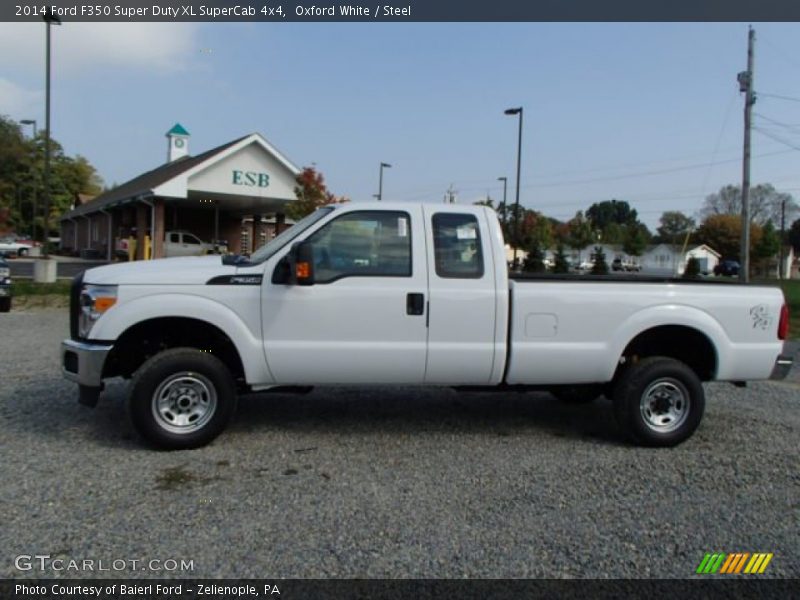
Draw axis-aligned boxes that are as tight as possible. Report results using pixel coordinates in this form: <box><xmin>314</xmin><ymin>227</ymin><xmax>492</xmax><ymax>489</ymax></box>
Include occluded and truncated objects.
<box><xmin>683</xmin><ymin>257</ymin><xmax>701</xmax><ymax>279</ymax></box>
<box><xmin>552</xmin><ymin>244</ymin><xmax>570</xmax><ymax>273</ymax></box>
<box><xmin>754</xmin><ymin>220</ymin><xmax>781</xmax><ymax>273</ymax></box>
<box><xmin>0</xmin><ymin>115</ymin><xmax>104</xmax><ymax>238</ymax></box>
<box><xmin>522</xmin><ymin>240</ymin><xmax>546</xmax><ymax>273</ymax></box>
<box><xmin>789</xmin><ymin>218</ymin><xmax>800</xmax><ymax>254</ymax></box>
<box><xmin>622</xmin><ymin>222</ymin><xmax>650</xmax><ymax>257</ymax></box>
<box><xmin>700</xmin><ymin>183</ymin><xmax>798</xmax><ymax>227</ymax></box>
<box><xmin>590</xmin><ymin>246</ymin><xmax>609</xmax><ymax>275</ymax></box>
<box><xmin>695</xmin><ymin>214</ymin><xmax>763</xmax><ymax>260</ymax></box>
<box><xmin>656</xmin><ymin>211</ymin><xmax>695</xmax><ymax>246</ymax></box>
<box><xmin>586</xmin><ymin>199</ymin><xmax>638</xmax><ymax>230</ymax></box>
<box><xmin>567</xmin><ymin>211</ymin><xmax>594</xmax><ymax>262</ymax></box>
<box><xmin>286</xmin><ymin>166</ymin><xmax>349</xmax><ymax>221</ymax></box>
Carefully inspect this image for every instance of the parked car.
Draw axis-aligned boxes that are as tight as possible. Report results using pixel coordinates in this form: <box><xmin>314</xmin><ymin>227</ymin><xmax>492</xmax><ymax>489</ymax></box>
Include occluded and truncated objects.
<box><xmin>0</xmin><ymin>237</ymin><xmax>33</xmax><ymax>257</ymax></box>
<box><xmin>115</xmin><ymin>232</ymin><xmax>228</xmax><ymax>260</ymax></box>
<box><xmin>0</xmin><ymin>257</ymin><xmax>11</xmax><ymax>312</ymax></box>
<box><xmin>714</xmin><ymin>259</ymin><xmax>740</xmax><ymax>277</ymax></box>
<box><xmin>612</xmin><ymin>257</ymin><xmax>641</xmax><ymax>272</ymax></box>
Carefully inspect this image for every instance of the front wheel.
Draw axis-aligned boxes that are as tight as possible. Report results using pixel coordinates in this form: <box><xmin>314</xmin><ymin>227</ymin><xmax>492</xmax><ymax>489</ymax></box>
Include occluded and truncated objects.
<box><xmin>128</xmin><ymin>348</ymin><xmax>237</xmax><ymax>449</ymax></box>
<box><xmin>612</xmin><ymin>357</ymin><xmax>705</xmax><ymax>447</ymax></box>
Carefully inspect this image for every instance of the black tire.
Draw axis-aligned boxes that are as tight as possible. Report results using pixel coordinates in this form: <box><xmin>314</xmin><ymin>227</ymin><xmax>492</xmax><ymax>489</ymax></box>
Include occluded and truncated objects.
<box><xmin>612</xmin><ymin>356</ymin><xmax>705</xmax><ymax>447</ymax></box>
<box><xmin>552</xmin><ymin>385</ymin><xmax>603</xmax><ymax>404</ymax></box>
<box><xmin>128</xmin><ymin>348</ymin><xmax>237</xmax><ymax>450</ymax></box>
<box><xmin>0</xmin><ymin>297</ymin><xmax>10</xmax><ymax>312</ymax></box>
<box><xmin>17</xmin><ymin>248</ymin><xmax>28</xmax><ymax>257</ymax></box>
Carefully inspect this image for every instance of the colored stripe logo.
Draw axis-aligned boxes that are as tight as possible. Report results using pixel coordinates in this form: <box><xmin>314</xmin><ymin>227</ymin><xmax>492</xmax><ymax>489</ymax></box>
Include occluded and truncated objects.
<box><xmin>696</xmin><ymin>552</ymin><xmax>773</xmax><ymax>574</ymax></box>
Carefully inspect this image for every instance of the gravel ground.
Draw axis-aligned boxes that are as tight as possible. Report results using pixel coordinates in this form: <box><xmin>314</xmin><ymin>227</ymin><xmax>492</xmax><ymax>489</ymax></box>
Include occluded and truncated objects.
<box><xmin>1</xmin><ymin>308</ymin><xmax>798</xmax><ymax>579</ymax></box>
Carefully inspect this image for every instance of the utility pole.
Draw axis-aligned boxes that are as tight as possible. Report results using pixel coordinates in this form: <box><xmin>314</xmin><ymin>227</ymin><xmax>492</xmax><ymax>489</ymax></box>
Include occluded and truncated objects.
<box><xmin>738</xmin><ymin>26</ymin><xmax>755</xmax><ymax>283</ymax></box>
<box><xmin>779</xmin><ymin>197</ymin><xmax>786</xmax><ymax>279</ymax></box>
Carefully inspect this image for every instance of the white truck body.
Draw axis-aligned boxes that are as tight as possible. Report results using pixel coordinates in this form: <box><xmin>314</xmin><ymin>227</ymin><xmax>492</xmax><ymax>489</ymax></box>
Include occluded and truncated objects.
<box><xmin>61</xmin><ymin>203</ymin><xmax>792</xmax><ymax>448</ymax></box>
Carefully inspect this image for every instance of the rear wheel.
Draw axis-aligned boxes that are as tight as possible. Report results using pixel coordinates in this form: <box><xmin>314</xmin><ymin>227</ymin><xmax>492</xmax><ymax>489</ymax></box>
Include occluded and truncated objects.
<box><xmin>128</xmin><ymin>348</ymin><xmax>237</xmax><ymax>449</ymax></box>
<box><xmin>613</xmin><ymin>357</ymin><xmax>705</xmax><ymax>447</ymax></box>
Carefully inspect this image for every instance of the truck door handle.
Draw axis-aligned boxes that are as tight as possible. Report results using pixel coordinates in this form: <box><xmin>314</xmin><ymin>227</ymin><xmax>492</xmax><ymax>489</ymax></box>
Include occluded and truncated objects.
<box><xmin>406</xmin><ymin>293</ymin><xmax>425</xmax><ymax>316</ymax></box>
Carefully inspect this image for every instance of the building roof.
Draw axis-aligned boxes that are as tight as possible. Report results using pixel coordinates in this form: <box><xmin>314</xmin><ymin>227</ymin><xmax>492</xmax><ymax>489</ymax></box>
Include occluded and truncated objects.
<box><xmin>166</xmin><ymin>123</ymin><xmax>190</xmax><ymax>136</ymax></box>
<box><xmin>62</xmin><ymin>135</ymin><xmax>248</xmax><ymax>219</ymax></box>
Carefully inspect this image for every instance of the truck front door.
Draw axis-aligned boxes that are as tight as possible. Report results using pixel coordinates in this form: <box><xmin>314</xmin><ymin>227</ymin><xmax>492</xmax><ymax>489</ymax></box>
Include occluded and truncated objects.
<box><xmin>262</xmin><ymin>208</ymin><xmax>429</xmax><ymax>384</ymax></box>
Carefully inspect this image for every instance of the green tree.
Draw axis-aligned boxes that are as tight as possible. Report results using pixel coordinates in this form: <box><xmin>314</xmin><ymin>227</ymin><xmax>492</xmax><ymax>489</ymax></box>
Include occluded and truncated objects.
<box><xmin>683</xmin><ymin>256</ymin><xmax>701</xmax><ymax>279</ymax></box>
<box><xmin>623</xmin><ymin>222</ymin><xmax>650</xmax><ymax>257</ymax></box>
<box><xmin>754</xmin><ymin>220</ymin><xmax>781</xmax><ymax>274</ymax></box>
<box><xmin>656</xmin><ymin>211</ymin><xmax>695</xmax><ymax>245</ymax></box>
<box><xmin>522</xmin><ymin>240</ymin><xmax>546</xmax><ymax>273</ymax></box>
<box><xmin>586</xmin><ymin>199</ymin><xmax>638</xmax><ymax>230</ymax></box>
<box><xmin>789</xmin><ymin>218</ymin><xmax>800</xmax><ymax>254</ymax></box>
<box><xmin>567</xmin><ymin>211</ymin><xmax>594</xmax><ymax>262</ymax></box>
<box><xmin>700</xmin><ymin>183</ymin><xmax>798</xmax><ymax>226</ymax></box>
<box><xmin>552</xmin><ymin>244</ymin><xmax>570</xmax><ymax>273</ymax></box>
<box><xmin>286</xmin><ymin>166</ymin><xmax>349</xmax><ymax>221</ymax></box>
<box><xmin>590</xmin><ymin>246</ymin><xmax>609</xmax><ymax>275</ymax></box>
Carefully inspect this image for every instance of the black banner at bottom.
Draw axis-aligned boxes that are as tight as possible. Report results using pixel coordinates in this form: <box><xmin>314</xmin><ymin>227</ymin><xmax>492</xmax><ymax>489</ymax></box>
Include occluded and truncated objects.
<box><xmin>3</xmin><ymin>579</ymin><xmax>799</xmax><ymax>600</ymax></box>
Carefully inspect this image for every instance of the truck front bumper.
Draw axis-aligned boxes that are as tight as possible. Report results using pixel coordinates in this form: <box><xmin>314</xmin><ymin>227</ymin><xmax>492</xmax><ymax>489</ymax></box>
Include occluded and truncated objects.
<box><xmin>61</xmin><ymin>339</ymin><xmax>113</xmax><ymax>388</ymax></box>
<box><xmin>770</xmin><ymin>354</ymin><xmax>794</xmax><ymax>380</ymax></box>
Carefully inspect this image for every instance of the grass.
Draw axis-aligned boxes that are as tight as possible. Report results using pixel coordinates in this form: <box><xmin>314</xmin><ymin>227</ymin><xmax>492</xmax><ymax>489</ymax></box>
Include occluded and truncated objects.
<box><xmin>11</xmin><ymin>280</ymin><xmax>71</xmax><ymax>296</ymax></box>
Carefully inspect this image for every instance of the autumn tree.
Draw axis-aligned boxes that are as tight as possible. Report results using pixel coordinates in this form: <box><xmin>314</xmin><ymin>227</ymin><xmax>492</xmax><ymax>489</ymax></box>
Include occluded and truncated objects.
<box><xmin>695</xmin><ymin>214</ymin><xmax>763</xmax><ymax>260</ymax></box>
<box><xmin>286</xmin><ymin>166</ymin><xmax>349</xmax><ymax>220</ymax></box>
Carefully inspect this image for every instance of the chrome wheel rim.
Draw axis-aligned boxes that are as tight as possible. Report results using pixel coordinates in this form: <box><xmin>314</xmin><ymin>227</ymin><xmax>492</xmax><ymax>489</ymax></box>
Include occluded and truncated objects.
<box><xmin>151</xmin><ymin>372</ymin><xmax>217</xmax><ymax>434</ymax></box>
<box><xmin>640</xmin><ymin>378</ymin><xmax>690</xmax><ymax>433</ymax></box>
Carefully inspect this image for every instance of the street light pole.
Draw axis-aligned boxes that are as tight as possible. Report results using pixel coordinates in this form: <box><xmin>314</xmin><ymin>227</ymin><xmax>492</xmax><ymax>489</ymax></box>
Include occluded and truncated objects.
<box><xmin>21</xmin><ymin>120</ymin><xmax>38</xmax><ymax>241</ymax></box>
<box><xmin>377</xmin><ymin>162</ymin><xmax>391</xmax><ymax>201</ymax></box>
<box><xmin>504</xmin><ymin>107</ymin><xmax>523</xmax><ymax>268</ymax></box>
<box><xmin>497</xmin><ymin>176</ymin><xmax>508</xmax><ymax>227</ymax></box>
<box><xmin>43</xmin><ymin>8</ymin><xmax>61</xmax><ymax>256</ymax></box>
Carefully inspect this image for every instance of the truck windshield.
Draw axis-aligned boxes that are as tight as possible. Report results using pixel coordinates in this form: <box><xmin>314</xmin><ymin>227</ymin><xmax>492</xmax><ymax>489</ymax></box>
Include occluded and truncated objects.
<box><xmin>249</xmin><ymin>206</ymin><xmax>335</xmax><ymax>263</ymax></box>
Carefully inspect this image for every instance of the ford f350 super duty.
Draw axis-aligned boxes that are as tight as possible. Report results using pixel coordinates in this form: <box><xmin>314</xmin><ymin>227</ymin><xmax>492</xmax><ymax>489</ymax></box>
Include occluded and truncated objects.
<box><xmin>61</xmin><ymin>203</ymin><xmax>793</xmax><ymax>449</ymax></box>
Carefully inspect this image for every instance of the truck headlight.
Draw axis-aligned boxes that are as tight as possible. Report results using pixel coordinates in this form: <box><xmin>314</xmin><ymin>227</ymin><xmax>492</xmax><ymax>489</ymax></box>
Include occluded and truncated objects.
<box><xmin>79</xmin><ymin>284</ymin><xmax>117</xmax><ymax>337</ymax></box>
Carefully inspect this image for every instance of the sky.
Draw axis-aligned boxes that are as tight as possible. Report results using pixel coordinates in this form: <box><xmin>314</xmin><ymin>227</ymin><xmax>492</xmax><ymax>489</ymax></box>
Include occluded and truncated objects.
<box><xmin>2</xmin><ymin>22</ymin><xmax>800</xmax><ymax>230</ymax></box>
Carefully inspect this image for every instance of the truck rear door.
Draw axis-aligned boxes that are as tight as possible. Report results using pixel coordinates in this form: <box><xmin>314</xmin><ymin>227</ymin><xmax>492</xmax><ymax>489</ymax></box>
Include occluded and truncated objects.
<box><xmin>422</xmin><ymin>206</ymin><xmax>500</xmax><ymax>384</ymax></box>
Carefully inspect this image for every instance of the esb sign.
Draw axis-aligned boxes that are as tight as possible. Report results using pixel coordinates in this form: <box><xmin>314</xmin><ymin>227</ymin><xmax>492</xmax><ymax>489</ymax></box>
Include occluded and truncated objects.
<box><xmin>232</xmin><ymin>170</ymin><xmax>270</xmax><ymax>188</ymax></box>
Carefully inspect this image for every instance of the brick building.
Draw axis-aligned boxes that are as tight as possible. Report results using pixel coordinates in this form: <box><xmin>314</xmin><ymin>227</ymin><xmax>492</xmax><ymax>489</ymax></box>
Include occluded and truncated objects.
<box><xmin>59</xmin><ymin>124</ymin><xmax>300</xmax><ymax>260</ymax></box>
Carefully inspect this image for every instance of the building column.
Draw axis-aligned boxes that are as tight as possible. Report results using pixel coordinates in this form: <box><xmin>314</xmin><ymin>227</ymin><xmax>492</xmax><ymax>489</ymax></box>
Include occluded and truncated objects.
<box><xmin>250</xmin><ymin>215</ymin><xmax>259</xmax><ymax>253</ymax></box>
<box><xmin>135</xmin><ymin>203</ymin><xmax>147</xmax><ymax>260</ymax></box>
<box><xmin>275</xmin><ymin>212</ymin><xmax>286</xmax><ymax>236</ymax></box>
<box><xmin>153</xmin><ymin>199</ymin><xmax>165</xmax><ymax>259</ymax></box>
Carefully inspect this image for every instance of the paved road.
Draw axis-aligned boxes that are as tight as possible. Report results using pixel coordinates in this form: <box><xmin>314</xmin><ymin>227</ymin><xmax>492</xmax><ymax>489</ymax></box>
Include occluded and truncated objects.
<box><xmin>1</xmin><ymin>309</ymin><xmax>798</xmax><ymax>579</ymax></box>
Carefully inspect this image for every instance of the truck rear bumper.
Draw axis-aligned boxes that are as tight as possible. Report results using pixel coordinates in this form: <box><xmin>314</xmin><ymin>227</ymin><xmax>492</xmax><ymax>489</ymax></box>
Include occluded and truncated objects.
<box><xmin>770</xmin><ymin>355</ymin><xmax>794</xmax><ymax>380</ymax></box>
<box><xmin>61</xmin><ymin>339</ymin><xmax>113</xmax><ymax>388</ymax></box>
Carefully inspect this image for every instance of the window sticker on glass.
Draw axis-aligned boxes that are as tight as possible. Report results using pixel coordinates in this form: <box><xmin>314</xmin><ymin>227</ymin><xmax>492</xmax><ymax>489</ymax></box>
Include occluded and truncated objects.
<box><xmin>397</xmin><ymin>217</ymin><xmax>408</xmax><ymax>237</ymax></box>
<box><xmin>456</xmin><ymin>225</ymin><xmax>477</xmax><ymax>240</ymax></box>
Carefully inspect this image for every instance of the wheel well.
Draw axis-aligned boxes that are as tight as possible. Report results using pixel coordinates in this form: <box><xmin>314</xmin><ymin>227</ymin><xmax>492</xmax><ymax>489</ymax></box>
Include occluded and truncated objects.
<box><xmin>617</xmin><ymin>325</ymin><xmax>717</xmax><ymax>381</ymax></box>
<box><xmin>103</xmin><ymin>317</ymin><xmax>245</xmax><ymax>381</ymax></box>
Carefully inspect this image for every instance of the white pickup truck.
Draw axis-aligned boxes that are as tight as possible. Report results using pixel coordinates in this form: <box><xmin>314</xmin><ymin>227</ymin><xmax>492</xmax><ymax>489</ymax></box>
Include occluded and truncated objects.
<box><xmin>61</xmin><ymin>203</ymin><xmax>793</xmax><ymax>449</ymax></box>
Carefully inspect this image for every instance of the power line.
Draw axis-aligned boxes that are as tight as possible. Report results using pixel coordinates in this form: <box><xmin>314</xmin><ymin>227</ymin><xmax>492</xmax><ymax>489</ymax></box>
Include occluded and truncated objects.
<box><xmin>758</xmin><ymin>92</ymin><xmax>800</xmax><ymax>104</ymax></box>
<box><xmin>753</xmin><ymin>126</ymin><xmax>800</xmax><ymax>152</ymax></box>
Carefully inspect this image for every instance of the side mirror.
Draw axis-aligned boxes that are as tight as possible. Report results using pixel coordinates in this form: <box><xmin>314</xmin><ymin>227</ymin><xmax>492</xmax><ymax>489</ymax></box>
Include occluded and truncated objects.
<box><xmin>291</xmin><ymin>241</ymin><xmax>315</xmax><ymax>286</ymax></box>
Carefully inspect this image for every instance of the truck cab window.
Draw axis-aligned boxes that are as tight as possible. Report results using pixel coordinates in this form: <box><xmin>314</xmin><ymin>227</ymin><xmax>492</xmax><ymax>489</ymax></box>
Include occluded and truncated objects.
<box><xmin>432</xmin><ymin>213</ymin><xmax>484</xmax><ymax>278</ymax></box>
<box><xmin>307</xmin><ymin>211</ymin><xmax>411</xmax><ymax>283</ymax></box>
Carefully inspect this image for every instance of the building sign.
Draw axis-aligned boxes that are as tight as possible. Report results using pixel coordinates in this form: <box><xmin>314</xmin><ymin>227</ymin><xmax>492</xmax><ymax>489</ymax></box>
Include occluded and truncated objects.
<box><xmin>232</xmin><ymin>170</ymin><xmax>270</xmax><ymax>188</ymax></box>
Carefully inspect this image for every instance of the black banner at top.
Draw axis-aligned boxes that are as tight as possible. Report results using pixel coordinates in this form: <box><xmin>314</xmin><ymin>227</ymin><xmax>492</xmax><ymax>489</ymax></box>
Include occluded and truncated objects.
<box><xmin>2</xmin><ymin>0</ymin><xmax>800</xmax><ymax>22</ymax></box>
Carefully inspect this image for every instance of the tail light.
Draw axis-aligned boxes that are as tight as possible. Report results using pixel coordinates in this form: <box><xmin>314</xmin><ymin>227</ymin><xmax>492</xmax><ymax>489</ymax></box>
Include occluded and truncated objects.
<box><xmin>778</xmin><ymin>303</ymin><xmax>789</xmax><ymax>341</ymax></box>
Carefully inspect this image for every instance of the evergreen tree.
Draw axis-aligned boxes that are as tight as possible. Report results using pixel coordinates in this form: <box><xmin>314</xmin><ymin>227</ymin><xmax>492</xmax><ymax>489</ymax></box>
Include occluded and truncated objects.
<box><xmin>683</xmin><ymin>256</ymin><xmax>701</xmax><ymax>279</ymax></box>
<box><xmin>590</xmin><ymin>246</ymin><xmax>609</xmax><ymax>275</ymax></box>
<box><xmin>522</xmin><ymin>240</ymin><xmax>546</xmax><ymax>273</ymax></box>
<box><xmin>553</xmin><ymin>244</ymin><xmax>570</xmax><ymax>273</ymax></box>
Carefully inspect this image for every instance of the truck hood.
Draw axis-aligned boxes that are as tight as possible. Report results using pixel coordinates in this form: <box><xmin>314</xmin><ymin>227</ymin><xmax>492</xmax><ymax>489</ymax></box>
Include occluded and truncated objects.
<box><xmin>82</xmin><ymin>256</ymin><xmax>238</xmax><ymax>285</ymax></box>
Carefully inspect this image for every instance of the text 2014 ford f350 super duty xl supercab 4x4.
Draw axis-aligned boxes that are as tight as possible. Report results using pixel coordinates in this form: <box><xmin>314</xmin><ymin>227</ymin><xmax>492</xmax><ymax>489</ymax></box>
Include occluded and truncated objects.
<box><xmin>61</xmin><ymin>203</ymin><xmax>793</xmax><ymax>449</ymax></box>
